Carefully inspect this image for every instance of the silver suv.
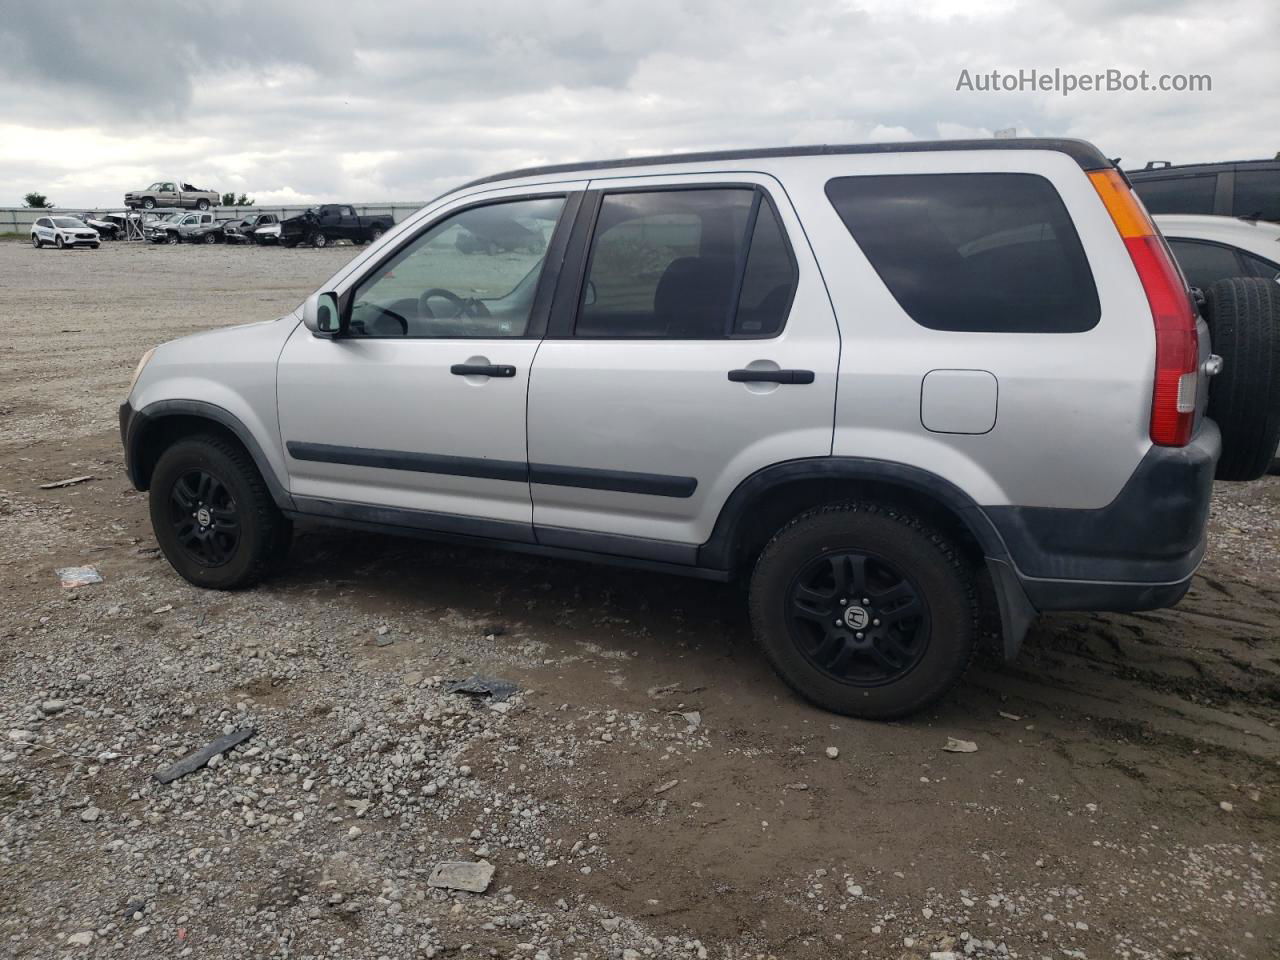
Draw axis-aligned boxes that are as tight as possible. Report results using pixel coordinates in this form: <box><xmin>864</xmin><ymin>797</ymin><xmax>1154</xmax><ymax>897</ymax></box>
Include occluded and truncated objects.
<box><xmin>119</xmin><ymin>139</ymin><xmax>1280</xmax><ymax>719</ymax></box>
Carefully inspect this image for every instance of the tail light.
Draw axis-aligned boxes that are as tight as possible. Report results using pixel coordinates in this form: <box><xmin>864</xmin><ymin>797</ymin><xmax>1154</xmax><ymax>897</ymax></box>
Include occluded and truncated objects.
<box><xmin>1088</xmin><ymin>169</ymin><xmax>1198</xmax><ymax>447</ymax></box>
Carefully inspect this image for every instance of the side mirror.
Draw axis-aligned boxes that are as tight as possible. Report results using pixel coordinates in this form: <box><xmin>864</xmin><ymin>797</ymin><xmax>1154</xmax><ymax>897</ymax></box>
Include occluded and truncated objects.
<box><xmin>303</xmin><ymin>291</ymin><xmax>342</xmax><ymax>337</ymax></box>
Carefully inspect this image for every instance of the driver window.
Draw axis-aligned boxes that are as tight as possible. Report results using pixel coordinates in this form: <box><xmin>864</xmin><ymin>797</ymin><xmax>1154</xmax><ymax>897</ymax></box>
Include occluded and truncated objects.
<box><xmin>348</xmin><ymin>196</ymin><xmax>565</xmax><ymax>338</ymax></box>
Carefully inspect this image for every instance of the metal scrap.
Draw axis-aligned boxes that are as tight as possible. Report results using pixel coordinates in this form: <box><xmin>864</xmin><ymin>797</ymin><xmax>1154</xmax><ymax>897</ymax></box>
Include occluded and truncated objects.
<box><xmin>154</xmin><ymin>728</ymin><xmax>254</xmax><ymax>784</ymax></box>
<box><xmin>446</xmin><ymin>674</ymin><xmax>518</xmax><ymax>703</ymax></box>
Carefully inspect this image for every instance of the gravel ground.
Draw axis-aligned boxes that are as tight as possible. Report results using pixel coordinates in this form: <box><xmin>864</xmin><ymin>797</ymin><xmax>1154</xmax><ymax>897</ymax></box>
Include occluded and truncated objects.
<box><xmin>1</xmin><ymin>240</ymin><xmax>1277</xmax><ymax>959</ymax></box>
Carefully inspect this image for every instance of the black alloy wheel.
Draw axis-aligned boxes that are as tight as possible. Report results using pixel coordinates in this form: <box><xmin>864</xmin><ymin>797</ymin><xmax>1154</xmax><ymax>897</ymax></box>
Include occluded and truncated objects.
<box><xmin>786</xmin><ymin>551</ymin><xmax>930</xmax><ymax>685</ymax></box>
<box><xmin>167</xmin><ymin>469</ymin><xmax>241</xmax><ymax>567</ymax></box>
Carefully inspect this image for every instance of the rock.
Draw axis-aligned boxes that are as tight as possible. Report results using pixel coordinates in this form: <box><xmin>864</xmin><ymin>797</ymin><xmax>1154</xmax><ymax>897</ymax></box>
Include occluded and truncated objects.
<box><xmin>1220</xmin><ymin>800</ymin><xmax>1234</xmax><ymax>812</ymax></box>
<box><xmin>80</xmin><ymin>806</ymin><xmax>101</xmax><ymax>822</ymax></box>
<box><xmin>944</xmin><ymin>737</ymin><xmax>978</xmax><ymax>753</ymax></box>
<box><xmin>653</xmin><ymin>779</ymin><xmax>679</xmax><ymax>794</ymax></box>
<box><xmin>427</xmin><ymin>860</ymin><xmax>494</xmax><ymax>894</ymax></box>
<box><xmin>825</xmin><ymin>746</ymin><xmax>839</xmax><ymax>759</ymax></box>
<box><xmin>8</xmin><ymin>729</ymin><xmax>36</xmax><ymax>743</ymax></box>
<box><xmin>40</xmin><ymin>699</ymin><xmax>69</xmax><ymax>714</ymax></box>
<box><xmin>67</xmin><ymin>931</ymin><xmax>94</xmax><ymax>947</ymax></box>
<box><xmin>600</xmin><ymin>917</ymin><xmax>621</xmax><ymax>932</ymax></box>
<box><xmin>623</xmin><ymin>951</ymin><xmax>641</xmax><ymax>960</ymax></box>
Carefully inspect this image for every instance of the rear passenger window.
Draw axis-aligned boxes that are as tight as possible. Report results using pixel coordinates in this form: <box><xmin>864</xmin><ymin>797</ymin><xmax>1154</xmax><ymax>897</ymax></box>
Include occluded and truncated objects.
<box><xmin>1166</xmin><ymin>239</ymin><xmax>1244</xmax><ymax>291</ymax></box>
<box><xmin>1232</xmin><ymin>170</ymin><xmax>1280</xmax><ymax>222</ymax></box>
<box><xmin>825</xmin><ymin>173</ymin><xmax>1100</xmax><ymax>333</ymax></box>
<box><xmin>576</xmin><ymin>188</ymin><xmax>796</xmax><ymax>339</ymax></box>
<box><xmin>1131</xmin><ymin>175</ymin><xmax>1217</xmax><ymax>215</ymax></box>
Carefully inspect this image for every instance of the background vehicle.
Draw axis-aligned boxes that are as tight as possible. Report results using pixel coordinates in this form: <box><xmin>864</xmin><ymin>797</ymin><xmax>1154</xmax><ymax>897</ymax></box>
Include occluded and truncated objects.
<box><xmin>120</xmin><ymin>139</ymin><xmax>1280</xmax><ymax>720</ymax></box>
<box><xmin>1155</xmin><ymin>214</ymin><xmax>1280</xmax><ymax>289</ymax></box>
<box><xmin>124</xmin><ymin>180</ymin><xmax>219</xmax><ymax>211</ymax></box>
<box><xmin>145</xmin><ymin>211</ymin><xmax>215</xmax><ymax>244</ymax></box>
<box><xmin>224</xmin><ymin>213</ymin><xmax>279</xmax><ymax>243</ymax></box>
<box><xmin>30</xmin><ymin>216</ymin><xmax>99</xmax><ymax>249</ymax></box>
<box><xmin>254</xmin><ymin>221</ymin><xmax>282</xmax><ymax>244</ymax></box>
<box><xmin>76</xmin><ymin>212</ymin><xmax>119</xmax><ymax>240</ymax></box>
<box><xmin>278</xmin><ymin>204</ymin><xmax>394</xmax><ymax>248</ymax></box>
<box><xmin>184</xmin><ymin>217</ymin><xmax>240</xmax><ymax>244</ymax></box>
<box><xmin>1127</xmin><ymin>158</ymin><xmax>1280</xmax><ymax>222</ymax></box>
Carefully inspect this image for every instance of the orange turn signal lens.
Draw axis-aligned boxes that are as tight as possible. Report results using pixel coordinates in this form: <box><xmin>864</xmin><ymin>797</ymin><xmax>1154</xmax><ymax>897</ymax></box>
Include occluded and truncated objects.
<box><xmin>1087</xmin><ymin>169</ymin><xmax>1155</xmax><ymax>239</ymax></box>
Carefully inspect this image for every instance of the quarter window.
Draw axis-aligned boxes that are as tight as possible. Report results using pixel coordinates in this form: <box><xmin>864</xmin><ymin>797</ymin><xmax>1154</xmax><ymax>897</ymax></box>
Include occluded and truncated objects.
<box><xmin>1131</xmin><ymin>174</ymin><xmax>1217</xmax><ymax>215</ymax></box>
<box><xmin>826</xmin><ymin>173</ymin><xmax>1100</xmax><ymax>334</ymax></box>
<box><xmin>575</xmin><ymin>188</ymin><xmax>797</xmax><ymax>339</ymax></box>
<box><xmin>1232</xmin><ymin>169</ymin><xmax>1280</xmax><ymax>222</ymax></box>
<box><xmin>347</xmin><ymin>196</ymin><xmax>565</xmax><ymax>338</ymax></box>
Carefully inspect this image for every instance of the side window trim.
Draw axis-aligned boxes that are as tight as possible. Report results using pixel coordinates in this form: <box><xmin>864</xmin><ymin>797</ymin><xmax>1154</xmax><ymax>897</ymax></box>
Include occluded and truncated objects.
<box><xmin>551</xmin><ymin>182</ymin><xmax>798</xmax><ymax>341</ymax></box>
<box><xmin>334</xmin><ymin>190</ymin><xmax>580</xmax><ymax>340</ymax></box>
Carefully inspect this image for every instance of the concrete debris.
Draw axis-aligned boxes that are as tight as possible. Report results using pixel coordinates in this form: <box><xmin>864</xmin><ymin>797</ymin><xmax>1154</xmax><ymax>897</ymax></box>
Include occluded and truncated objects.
<box><xmin>943</xmin><ymin>737</ymin><xmax>978</xmax><ymax>753</ymax></box>
<box><xmin>39</xmin><ymin>475</ymin><xmax>94</xmax><ymax>489</ymax></box>
<box><xmin>426</xmin><ymin>860</ymin><xmax>494</xmax><ymax>894</ymax></box>
<box><xmin>55</xmin><ymin>566</ymin><xmax>103</xmax><ymax>588</ymax></box>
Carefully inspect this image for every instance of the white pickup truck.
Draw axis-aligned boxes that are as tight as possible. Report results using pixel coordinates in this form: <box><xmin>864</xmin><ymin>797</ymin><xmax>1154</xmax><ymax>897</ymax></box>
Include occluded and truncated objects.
<box><xmin>123</xmin><ymin>180</ymin><xmax>220</xmax><ymax>211</ymax></box>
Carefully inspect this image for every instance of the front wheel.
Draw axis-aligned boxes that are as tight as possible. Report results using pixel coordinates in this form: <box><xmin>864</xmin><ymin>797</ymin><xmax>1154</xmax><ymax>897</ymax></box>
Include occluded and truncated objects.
<box><xmin>203</xmin><ymin>232</ymin><xmax>217</xmax><ymax>244</ymax></box>
<box><xmin>142</xmin><ymin>197</ymin><xmax>156</xmax><ymax>210</ymax></box>
<box><xmin>748</xmin><ymin>503</ymin><xmax>977</xmax><ymax>719</ymax></box>
<box><xmin>309</xmin><ymin>230</ymin><xmax>328</xmax><ymax>248</ymax></box>
<box><xmin>31</xmin><ymin>235</ymin><xmax>40</xmax><ymax>248</ymax></box>
<box><xmin>149</xmin><ymin>435</ymin><xmax>292</xmax><ymax>590</ymax></box>
<box><xmin>166</xmin><ymin>232</ymin><xmax>180</xmax><ymax>245</ymax></box>
<box><xmin>55</xmin><ymin>235</ymin><xmax>65</xmax><ymax>249</ymax></box>
<box><xmin>90</xmin><ymin>243</ymin><xmax>100</xmax><ymax>250</ymax></box>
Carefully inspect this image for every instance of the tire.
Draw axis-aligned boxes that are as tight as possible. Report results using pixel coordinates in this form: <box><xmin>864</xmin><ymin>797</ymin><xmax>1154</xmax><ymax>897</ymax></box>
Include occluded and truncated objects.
<box><xmin>370</xmin><ymin>227</ymin><xmax>384</xmax><ymax>242</ymax></box>
<box><xmin>196</xmin><ymin>199</ymin><xmax>210</xmax><ymax>211</ymax></box>
<box><xmin>91</xmin><ymin>243</ymin><xmax>100</xmax><ymax>250</ymax></box>
<box><xmin>142</xmin><ymin>197</ymin><xmax>156</xmax><ymax>210</ymax></box>
<box><xmin>310</xmin><ymin>230</ymin><xmax>328</xmax><ymax>248</ymax></box>
<box><xmin>166</xmin><ymin>232</ymin><xmax>180</xmax><ymax>245</ymax></box>
<box><xmin>55</xmin><ymin>235</ymin><xmax>65</xmax><ymax>249</ymax></box>
<box><xmin>31</xmin><ymin>235</ymin><xmax>40</xmax><ymax>249</ymax></box>
<box><xmin>748</xmin><ymin>502</ymin><xmax>977</xmax><ymax>719</ymax></box>
<box><xmin>1202</xmin><ymin>277</ymin><xmax>1280</xmax><ymax>482</ymax></box>
<box><xmin>149</xmin><ymin>435</ymin><xmax>292</xmax><ymax>590</ymax></box>
<box><xmin>203</xmin><ymin>232</ymin><xmax>217</xmax><ymax>244</ymax></box>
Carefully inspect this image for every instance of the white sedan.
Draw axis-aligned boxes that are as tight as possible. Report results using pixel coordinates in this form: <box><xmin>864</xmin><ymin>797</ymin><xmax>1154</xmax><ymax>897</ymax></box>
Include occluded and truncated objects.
<box><xmin>30</xmin><ymin>216</ymin><xmax>100</xmax><ymax>250</ymax></box>
<box><xmin>1155</xmin><ymin>214</ymin><xmax>1280</xmax><ymax>289</ymax></box>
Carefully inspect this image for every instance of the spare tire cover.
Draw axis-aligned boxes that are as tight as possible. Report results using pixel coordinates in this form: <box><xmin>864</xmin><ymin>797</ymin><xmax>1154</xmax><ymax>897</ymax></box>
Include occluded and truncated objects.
<box><xmin>1201</xmin><ymin>277</ymin><xmax>1280</xmax><ymax>481</ymax></box>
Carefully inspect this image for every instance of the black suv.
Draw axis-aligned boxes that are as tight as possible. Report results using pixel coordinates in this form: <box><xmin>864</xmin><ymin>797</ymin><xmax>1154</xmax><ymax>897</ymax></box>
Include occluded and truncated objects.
<box><xmin>1126</xmin><ymin>158</ymin><xmax>1280</xmax><ymax>222</ymax></box>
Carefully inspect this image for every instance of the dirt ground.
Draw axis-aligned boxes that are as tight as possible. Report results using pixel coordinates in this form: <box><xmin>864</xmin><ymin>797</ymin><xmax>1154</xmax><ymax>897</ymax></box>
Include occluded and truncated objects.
<box><xmin>1</xmin><ymin>240</ymin><xmax>1277</xmax><ymax>960</ymax></box>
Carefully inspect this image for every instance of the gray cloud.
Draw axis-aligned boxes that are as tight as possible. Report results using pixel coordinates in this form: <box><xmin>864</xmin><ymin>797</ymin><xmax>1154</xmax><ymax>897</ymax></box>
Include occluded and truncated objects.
<box><xmin>0</xmin><ymin>0</ymin><xmax>1275</xmax><ymax>207</ymax></box>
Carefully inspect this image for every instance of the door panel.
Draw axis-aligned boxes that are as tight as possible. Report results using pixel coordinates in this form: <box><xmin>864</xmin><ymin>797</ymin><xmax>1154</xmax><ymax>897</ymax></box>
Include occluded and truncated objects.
<box><xmin>527</xmin><ymin>173</ymin><xmax>840</xmax><ymax>549</ymax></box>
<box><xmin>277</xmin><ymin>332</ymin><xmax>541</xmax><ymax>524</ymax></box>
<box><xmin>276</xmin><ymin>184</ymin><xmax>586</xmax><ymax>529</ymax></box>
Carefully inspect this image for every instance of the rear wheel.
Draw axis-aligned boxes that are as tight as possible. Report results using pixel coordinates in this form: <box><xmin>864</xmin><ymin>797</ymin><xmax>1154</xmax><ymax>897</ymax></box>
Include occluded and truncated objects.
<box><xmin>749</xmin><ymin>503</ymin><xmax>977</xmax><ymax>719</ymax></box>
<box><xmin>370</xmin><ymin>227</ymin><xmax>385</xmax><ymax>242</ymax></box>
<box><xmin>149</xmin><ymin>435</ymin><xmax>292</xmax><ymax>590</ymax></box>
<box><xmin>203</xmin><ymin>232</ymin><xmax>217</xmax><ymax>244</ymax></box>
<box><xmin>1202</xmin><ymin>277</ymin><xmax>1280</xmax><ymax>481</ymax></box>
<box><xmin>196</xmin><ymin>199</ymin><xmax>210</xmax><ymax>211</ymax></box>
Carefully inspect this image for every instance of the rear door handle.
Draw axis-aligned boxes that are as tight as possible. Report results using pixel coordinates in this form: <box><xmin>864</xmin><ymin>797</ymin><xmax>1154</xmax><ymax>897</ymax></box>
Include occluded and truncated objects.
<box><xmin>451</xmin><ymin>363</ymin><xmax>517</xmax><ymax>378</ymax></box>
<box><xmin>727</xmin><ymin>368</ymin><xmax>815</xmax><ymax>384</ymax></box>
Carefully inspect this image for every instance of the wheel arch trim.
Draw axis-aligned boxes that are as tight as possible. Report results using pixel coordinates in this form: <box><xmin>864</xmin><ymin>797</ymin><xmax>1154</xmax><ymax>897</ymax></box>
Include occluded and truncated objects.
<box><xmin>698</xmin><ymin>456</ymin><xmax>1034</xmax><ymax>657</ymax></box>
<box><xmin>124</xmin><ymin>399</ymin><xmax>294</xmax><ymax>510</ymax></box>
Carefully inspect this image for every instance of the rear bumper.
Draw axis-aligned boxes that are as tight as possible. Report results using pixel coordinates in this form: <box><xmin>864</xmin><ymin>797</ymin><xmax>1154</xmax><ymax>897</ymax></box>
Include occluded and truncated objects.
<box><xmin>986</xmin><ymin>420</ymin><xmax>1220</xmax><ymax>612</ymax></box>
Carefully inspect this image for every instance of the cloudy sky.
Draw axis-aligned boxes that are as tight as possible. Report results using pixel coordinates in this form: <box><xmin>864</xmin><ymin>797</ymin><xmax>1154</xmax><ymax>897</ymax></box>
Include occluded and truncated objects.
<box><xmin>0</xmin><ymin>0</ymin><xmax>1276</xmax><ymax>208</ymax></box>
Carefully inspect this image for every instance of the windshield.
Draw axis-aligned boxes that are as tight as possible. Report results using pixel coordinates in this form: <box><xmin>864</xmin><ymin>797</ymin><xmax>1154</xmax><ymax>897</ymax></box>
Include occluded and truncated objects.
<box><xmin>52</xmin><ymin>218</ymin><xmax>85</xmax><ymax>228</ymax></box>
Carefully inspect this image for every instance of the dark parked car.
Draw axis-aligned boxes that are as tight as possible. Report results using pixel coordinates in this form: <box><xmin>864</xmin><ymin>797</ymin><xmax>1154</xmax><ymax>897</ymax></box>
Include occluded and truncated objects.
<box><xmin>223</xmin><ymin>213</ymin><xmax>279</xmax><ymax>244</ymax></box>
<box><xmin>278</xmin><ymin>205</ymin><xmax>394</xmax><ymax>248</ymax></box>
<box><xmin>1126</xmin><ymin>158</ymin><xmax>1280</xmax><ymax>222</ymax></box>
<box><xmin>77</xmin><ymin>212</ymin><xmax>120</xmax><ymax>240</ymax></box>
<box><xmin>454</xmin><ymin>206</ymin><xmax>547</xmax><ymax>254</ymax></box>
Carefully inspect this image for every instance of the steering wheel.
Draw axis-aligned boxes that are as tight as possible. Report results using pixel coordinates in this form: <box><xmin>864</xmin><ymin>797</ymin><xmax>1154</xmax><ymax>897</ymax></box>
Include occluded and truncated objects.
<box><xmin>418</xmin><ymin>288</ymin><xmax>469</xmax><ymax>319</ymax></box>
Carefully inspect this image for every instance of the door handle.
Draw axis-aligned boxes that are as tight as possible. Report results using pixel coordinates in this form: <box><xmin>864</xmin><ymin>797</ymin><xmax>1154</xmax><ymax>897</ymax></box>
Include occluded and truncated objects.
<box><xmin>727</xmin><ymin>368</ymin><xmax>815</xmax><ymax>384</ymax></box>
<box><xmin>451</xmin><ymin>363</ymin><xmax>517</xmax><ymax>378</ymax></box>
